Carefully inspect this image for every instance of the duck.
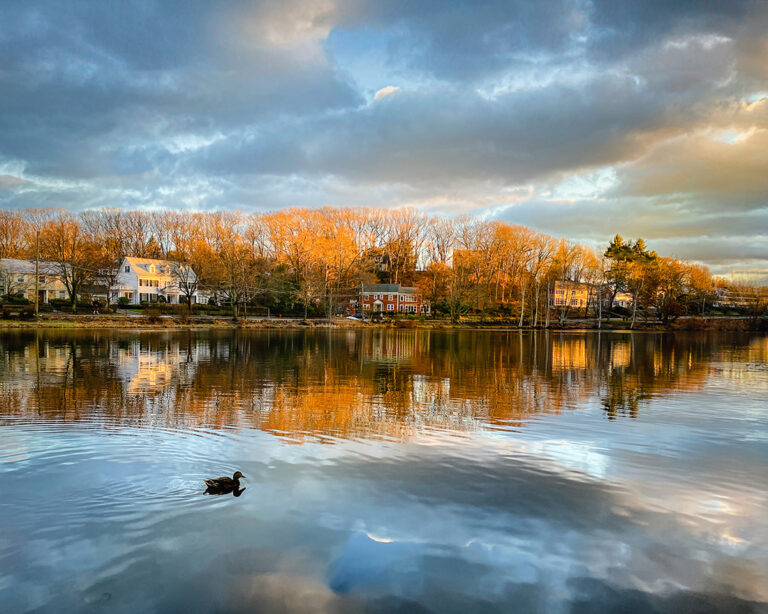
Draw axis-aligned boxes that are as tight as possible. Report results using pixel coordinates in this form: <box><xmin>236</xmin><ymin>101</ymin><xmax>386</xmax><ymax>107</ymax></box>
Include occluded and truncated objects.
<box><xmin>204</xmin><ymin>471</ymin><xmax>245</xmax><ymax>494</ymax></box>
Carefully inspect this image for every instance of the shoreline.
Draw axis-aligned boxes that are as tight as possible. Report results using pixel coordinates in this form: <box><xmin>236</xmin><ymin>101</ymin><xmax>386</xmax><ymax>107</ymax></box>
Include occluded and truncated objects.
<box><xmin>0</xmin><ymin>314</ymin><xmax>764</xmax><ymax>332</ymax></box>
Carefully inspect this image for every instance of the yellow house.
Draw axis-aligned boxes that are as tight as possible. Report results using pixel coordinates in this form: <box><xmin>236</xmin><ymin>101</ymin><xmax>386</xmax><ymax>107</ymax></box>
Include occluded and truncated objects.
<box><xmin>551</xmin><ymin>280</ymin><xmax>595</xmax><ymax>309</ymax></box>
<box><xmin>0</xmin><ymin>258</ymin><xmax>69</xmax><ymax>303</ymax></box>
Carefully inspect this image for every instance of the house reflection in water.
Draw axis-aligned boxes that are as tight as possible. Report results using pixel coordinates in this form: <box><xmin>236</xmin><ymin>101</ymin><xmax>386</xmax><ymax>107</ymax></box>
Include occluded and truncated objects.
<box><xmin>116</xmin><ymin>338</ymin><xmax>202</xmax><ymax>394</ymax></box>
<box><xmin>0</xmin><ymin>329</ymin><xmax>752</xmax><ymax>441</ymax></box>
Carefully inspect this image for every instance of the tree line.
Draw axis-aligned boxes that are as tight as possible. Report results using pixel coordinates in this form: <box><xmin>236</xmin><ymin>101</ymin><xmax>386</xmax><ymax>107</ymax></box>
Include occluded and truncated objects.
<box><xmin>0</xmin><ymin>206</ymin><xmax>757</xmax><ymax>324</ymax></box>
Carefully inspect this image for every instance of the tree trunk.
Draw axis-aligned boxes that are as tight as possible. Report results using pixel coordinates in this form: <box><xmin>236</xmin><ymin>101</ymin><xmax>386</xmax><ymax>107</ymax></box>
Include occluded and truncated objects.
<box><xmin>630</xmin><ymin>292</ymin><xmax>638</xmax><ymax>329</ymax></box>
<box><xmin>518</xmin><ymin>284</ymin><xmax>526</xmax><ymax>328</ymax></box>
<box><xmin>598</xmin><ymin>282</ymin><xmax>603</xmax><ymax>329</ymax></box>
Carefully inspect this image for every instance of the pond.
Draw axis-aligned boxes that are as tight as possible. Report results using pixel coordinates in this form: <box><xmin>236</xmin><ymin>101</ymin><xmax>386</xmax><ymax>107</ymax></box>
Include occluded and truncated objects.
<box><xmin>1</xmin><ymin>329</ymin><xmax>767</xmax><ymax>613</ymax></box>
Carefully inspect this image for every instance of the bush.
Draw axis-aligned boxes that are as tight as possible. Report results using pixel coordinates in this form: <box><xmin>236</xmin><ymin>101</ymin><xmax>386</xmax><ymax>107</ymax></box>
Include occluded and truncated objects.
<box><xmin>49</xmin><ymin>298</ymin><xmax>93</xmax><ymax>312</ymax></box>
<box><xmin>117</xmin><ymin>297</ymin><xmax>131</xmax><ymax>307</ymax></box>
<box><xmin>611</xmin><ymin>306</ymin><xmax>632</xmax><ymax>318</ymax></box>
<box><xmin>144</xmin><ymin>307</ymin><xmax>162</xmax><ymax>323</ymax></box>
<box><xmin>49</xmin><ymin>298</ymin><xmax>71</xmax><ymax>310</ymax></box>
<box><xmin>18</xmin><ymin>305</ymin><xmax>35</xmax><ymax>320</ymax></box>
<box><xmin>1</xmin><ymin>293</ymin><xmax>30</xmax><ymax>305</ymax></box>
<box><xmin>174</xmin><ymin>306</ymin><xmax>191</xmax><ymax>324</ymax></box>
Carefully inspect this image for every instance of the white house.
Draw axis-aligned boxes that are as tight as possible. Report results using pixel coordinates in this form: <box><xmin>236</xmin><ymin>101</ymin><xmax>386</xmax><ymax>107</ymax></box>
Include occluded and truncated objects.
<box><xmin>113</xmin><ymin>257</ymin><xmax>203</xmax><ymax>305</ymax></box>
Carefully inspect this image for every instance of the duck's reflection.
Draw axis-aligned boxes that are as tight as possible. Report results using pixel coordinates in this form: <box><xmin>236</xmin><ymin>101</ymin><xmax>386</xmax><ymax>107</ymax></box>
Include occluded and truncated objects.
<box><xmin>204</xmin><ymin>486</ymin><xmax>246</xmax><ymax>497</ymax></box>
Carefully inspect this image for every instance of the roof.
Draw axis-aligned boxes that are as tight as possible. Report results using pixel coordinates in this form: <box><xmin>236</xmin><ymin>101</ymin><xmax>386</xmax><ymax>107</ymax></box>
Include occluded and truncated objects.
<box><xmin>124</xmin><ymin>257</ymin><xmax>194</xmax><ymax>281</ymax></box>
<box><xmin>363</xmin><ymin>283</ymin><xmax>400</xmax><ymax>292</ymax></box>
<box><xmin>0</xmin><ymin>258</ymin><xmax>64</xmax><ymax>275</ymax></box>
<box><xmin>79</xmin><ymin>284</ymin><xmax>109</xmax><ymax>295</ymax></box>
<box><xmin>362</xmin><ymin>283</ymin><xmax>420</xmax><ymax>294</ymax></box>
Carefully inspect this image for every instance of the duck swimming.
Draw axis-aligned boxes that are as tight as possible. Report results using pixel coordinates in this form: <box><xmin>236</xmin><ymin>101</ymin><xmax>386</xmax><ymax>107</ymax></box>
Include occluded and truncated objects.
<box><xmin>204</xmin><ymin>471</ymin><xmax>245</xmax><ymax>494</ymax></box>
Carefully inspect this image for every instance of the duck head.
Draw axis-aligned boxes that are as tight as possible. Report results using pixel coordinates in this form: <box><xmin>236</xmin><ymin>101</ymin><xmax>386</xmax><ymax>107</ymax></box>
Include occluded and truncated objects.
<box><xmin>233</xmin><ymin>471</ymin><xmax>245</xmax><ymax>481</ymax></box>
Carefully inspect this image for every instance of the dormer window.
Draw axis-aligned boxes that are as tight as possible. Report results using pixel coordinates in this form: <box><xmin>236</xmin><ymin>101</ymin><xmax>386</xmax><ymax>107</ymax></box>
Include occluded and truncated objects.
<box><xmin>124</xmin><ymin>265</ymin><xmax>130</xmax><ymax>273</ymax></box>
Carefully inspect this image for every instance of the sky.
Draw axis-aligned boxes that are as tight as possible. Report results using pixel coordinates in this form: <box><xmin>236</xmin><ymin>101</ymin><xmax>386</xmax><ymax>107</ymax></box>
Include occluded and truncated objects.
<box><xmin>0</xmin><ymin>0</ymin><xmax>767</xmax><ymax>280</ymax></box>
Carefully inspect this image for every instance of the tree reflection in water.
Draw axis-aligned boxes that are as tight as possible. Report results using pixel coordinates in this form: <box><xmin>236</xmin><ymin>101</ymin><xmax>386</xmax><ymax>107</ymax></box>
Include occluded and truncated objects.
<box><xmin>0</xmin><ymin>329</ymin><xmax>763</xmax><ymax>441</ymax></box>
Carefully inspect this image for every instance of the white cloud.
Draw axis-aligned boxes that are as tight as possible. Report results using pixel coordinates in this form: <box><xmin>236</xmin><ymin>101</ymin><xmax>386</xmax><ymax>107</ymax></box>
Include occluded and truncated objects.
<box><xmin>373</xmin><ymin>85</ymin><xmax>402</xmax><ymax>102</ymax></box>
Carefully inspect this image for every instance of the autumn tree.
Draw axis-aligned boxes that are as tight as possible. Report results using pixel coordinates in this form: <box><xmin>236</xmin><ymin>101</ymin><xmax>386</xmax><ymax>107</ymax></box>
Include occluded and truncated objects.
<box><xmin>0</xmin><ymin>210</ymin><xmax>28</xmax><ymax>259</ymax></box>
<box><xmin>81</xmin><ymin>208</ymin><xmax>133</xmax><ymax>312</ymax></box>
<box><xmin>38</xmin><ymin>212</ymin><xmax>99</xmax><ymax>312</ymax></box>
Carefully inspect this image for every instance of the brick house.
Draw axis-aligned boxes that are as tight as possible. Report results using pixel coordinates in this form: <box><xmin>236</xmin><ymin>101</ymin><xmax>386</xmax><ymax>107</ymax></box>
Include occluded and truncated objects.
<box><xmin>360</xmin><ymin>283</ymin><xmax>430</xmax><ymax>314</ymax></box>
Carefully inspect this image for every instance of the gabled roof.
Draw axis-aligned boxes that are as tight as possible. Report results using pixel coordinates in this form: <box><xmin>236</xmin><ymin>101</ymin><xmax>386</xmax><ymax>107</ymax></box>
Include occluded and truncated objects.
<box><xmin>363</xmin><ymin>283</ymin><xmax>400</xmax><ymax>292</ymax></box>
<box><xmin>362</xmin><ymin>283</ymin><xmax>420</xmax><ymax>294</ymax></box>
<box><xmin>124</xmin><ymin>257</ymin><xmax>194</xmax><ymax>281</ymax></box>
<box><xmin>0</xmin><ymin>258</ymin><xmax>64</xmax><ymax>275</ymax></box>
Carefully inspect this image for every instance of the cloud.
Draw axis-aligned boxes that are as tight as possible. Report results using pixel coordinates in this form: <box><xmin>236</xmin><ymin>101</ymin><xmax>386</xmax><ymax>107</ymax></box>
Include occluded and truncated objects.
<box><xmin>0</xmin><ymin>0</ymin><xmax>360</xmax><ymax>179</ymax></box>
<box><xmin>373</xmin><ymin>85</ymin><xmax>402</xmax><ymax>101</ymax></box>
<box><xmin>0</xmin><ymin>0</ymin><xmax>766</xmax><ymax>277</ymax></box>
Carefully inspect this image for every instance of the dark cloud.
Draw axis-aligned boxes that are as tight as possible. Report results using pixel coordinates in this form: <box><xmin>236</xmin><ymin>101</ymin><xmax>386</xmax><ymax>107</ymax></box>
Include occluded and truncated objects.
<box><xmin>586</xmin><ymin>0</ymin><xmax>756</xmax><ymax>61</ymax></box>
<box><xmin>0</xmin><ymin>0</ymin><xmax>360</xmax><ymax>178</ymax></box>
<box><xmin>196</xmin><ymin>75</ymin><xmax>675</xmax><ymax>185</ymax></box>
<box><xmin>0</xmin><ymin>0</ymin><xmax>766</xmax><ymax>276</ymax></box>
<box><xmin>336</xmin><ymin>0</ymin><xmax>591</xmax><ymax>81</ymax></box>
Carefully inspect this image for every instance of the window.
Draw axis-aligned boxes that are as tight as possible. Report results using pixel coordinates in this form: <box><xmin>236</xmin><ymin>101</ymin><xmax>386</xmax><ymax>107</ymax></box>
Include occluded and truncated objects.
<box><xmin>387</xmin><ymin>303</ymin><xmax>394</xmax><ymax>311</ymax></box>
<box><xmin>17</xmin><ymin>276</ymin><xmax>24</xmax><ymax>282</ymax></box>
<box><xmin>124</xmin><ymin>265</ymin><xmax>130</xmax><ymax>273</ymax></box>
<box><xmin>38</xmin><ymin>276</ymin><xmax>46</xmax><ymax>283</ymax></box>
<box><xmin>388</xmin><ymin>294</ymin><xmax>394</xmax><ymax>301</ymax></box>
<box><xmin>570</xmin><ymin>298</ymin><xmax>579</xmax><ymax>306</ymax></box>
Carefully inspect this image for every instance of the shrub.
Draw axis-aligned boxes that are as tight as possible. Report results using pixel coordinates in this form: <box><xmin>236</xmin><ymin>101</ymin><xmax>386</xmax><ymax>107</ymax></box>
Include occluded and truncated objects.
<box><xmin>611</xmin><ymin>306</ymin><xmax>632</xmax><ymax>318</ymax></box>
<box><xmin>144</xmin><ymin>307</ymin><xmax>162</xmax><ymax>323</ymax></box>
<box><xmin>49</xmin><ymin>298</ymin><xmax>71</xmax><ymax>310</ymax></box>
<box><xmin>117</xmin><ymin>297</ymin><xmax>131</xmax><ymax>307</ymax></box>
<box><xmin>1</xmin><ymin>293</ymin><xmax>30</xmax><ymax>305</ymax></box>
<box><xmin>396</xmin><ymin>319</ymin><xmax>417</xmax><ymax>328</ymax></box>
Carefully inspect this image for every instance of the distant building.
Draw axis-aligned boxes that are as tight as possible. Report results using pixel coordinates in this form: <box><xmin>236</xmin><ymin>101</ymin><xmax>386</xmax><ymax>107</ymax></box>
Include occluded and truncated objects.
<box><xmin>113</xmin><ymin>257</ymin><xmax>203</xmax><ymax>305</ymax></box>
<box><xmin>714</xmin><ymin>287</ymin><xmax>765</xmax><ymax>309</ymax></box>
<box><xmin>550</xmin><ymin>280</ymin><xmax>596</xmax><ymax>309</ymax></box>
<box><xmin>360</xmin><ymin>283</ymin><xmax>430</xmax><ymax>314</ymax></box>
<box><xmin>611</xmin><ymin>291</ymin><xmax>634</xmax><ymax>309</ymax></box>
<box><xmin>0</xmin><ymin>258</ymin><xmax>69</xmax><ymax>303</ymax></box>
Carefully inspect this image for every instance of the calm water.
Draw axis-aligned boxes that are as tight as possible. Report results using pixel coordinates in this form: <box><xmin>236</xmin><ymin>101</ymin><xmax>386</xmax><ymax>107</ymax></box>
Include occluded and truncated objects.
<box><xmin>1</xmin><ymin>329</ymin><xmax>767</xmax><ymax>613</ymax></box>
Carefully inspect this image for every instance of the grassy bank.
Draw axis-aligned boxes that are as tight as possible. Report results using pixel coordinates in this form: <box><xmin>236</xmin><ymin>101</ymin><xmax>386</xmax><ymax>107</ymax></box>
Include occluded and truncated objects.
<box><xmin>1</xmin><ymin>314</ymin><xmax>765</xmax><ymax>331</ymax></box>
